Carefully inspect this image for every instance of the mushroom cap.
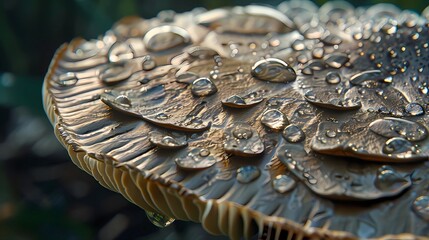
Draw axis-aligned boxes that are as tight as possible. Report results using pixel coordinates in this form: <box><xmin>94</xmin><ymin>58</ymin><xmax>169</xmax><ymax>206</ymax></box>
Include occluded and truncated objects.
<box><xmin>43</xmin><ymin>2</ymin><xmax>429</xmax><ymax>240</ymax></box>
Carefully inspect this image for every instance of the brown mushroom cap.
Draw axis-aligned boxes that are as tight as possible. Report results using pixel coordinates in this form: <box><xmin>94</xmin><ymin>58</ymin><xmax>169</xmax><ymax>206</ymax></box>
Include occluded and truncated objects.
<box><xmin>44</xmin><ymin>1</ymin><xmax>429</xmax><ymax>240</ymax></box>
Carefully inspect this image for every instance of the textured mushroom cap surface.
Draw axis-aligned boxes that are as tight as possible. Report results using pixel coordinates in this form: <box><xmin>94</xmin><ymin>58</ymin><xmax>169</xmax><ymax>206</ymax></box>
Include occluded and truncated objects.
<box><xmin>43</xmin><ymin>1</ymin><xmax>429</xmax><ymax>240</ymax></box>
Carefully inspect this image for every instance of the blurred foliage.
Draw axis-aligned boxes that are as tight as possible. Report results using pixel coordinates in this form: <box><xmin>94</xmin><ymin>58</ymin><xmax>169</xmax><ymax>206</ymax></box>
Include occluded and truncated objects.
<box><xmin>0</xmin><ymin>0</ymin><xmax>428</xmax><ymax>239</ymax></box>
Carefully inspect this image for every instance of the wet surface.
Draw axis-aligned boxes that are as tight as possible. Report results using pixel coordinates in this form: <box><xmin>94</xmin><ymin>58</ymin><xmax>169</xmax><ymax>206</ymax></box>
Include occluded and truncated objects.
<box><xmin>44</xmin><ymin>1</ymin><xmax>429</xmax><ymax>239</ymax></box>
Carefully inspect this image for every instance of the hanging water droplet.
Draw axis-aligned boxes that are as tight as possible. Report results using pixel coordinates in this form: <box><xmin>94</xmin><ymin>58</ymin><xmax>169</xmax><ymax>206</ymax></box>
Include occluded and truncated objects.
<box><xmin>191</xmin><ymin>77</ymin><xmax>218</xmax><ymax>97</ymax></box>
<box><xmin>251</xmin><ymin>58</ymin><xmax>296</xmax><ymax>83</ymax></box>
<box><xmin>114</xmin><ymin>95</ymin><xmax>131</xmax><ymax>108</ymax></box>
<box><xmin>272</xmin><ymin>174</ymin><xmax>296</xmax><ymax>193</ymax></box>
<box><xmin>374</xmin><ymin>166</ymin><xmax>409</xmax><ymax>191</ymax></box>
<box><xmin>143</xmin><ymin>25</ymin><xmax>191</xmax><ymax>52</ymax></box>
<box><xmin>405</xmin><ymin>102</ymin><xmax>424</xmax><ymax>116</ymax></box>
<box><xmin>145</xmin><ymin>211</ymin><xmax>175</xmax><ymax>228</ymax></box>
<box><xmin>282</xmin><ymin>125</ymin><xmax>305</xmax><ymax>143</ymax></box>
<box><xmin>149</xmin><ymin>131</ymin><xmax>187</xmax><ymax>149</ymax></box>
<box><xmin>261</xmin><ymin>109</ymin><xmax>289</xmax><ymax>131</ymax></box>
<box><xmin>412</xmin><ymin>195</ymin><xmax>429</xmax><ymax>220</ymax></box>
<box><xmin>142</xmin><ymin>55</ymin><xmax>156</xmax><ymax>70</ymax></box>
<box><xmin>236</xmin><ymin>166</ymin><xmax>261</xmax><ymax>183</ymax></box>
<box><xmin>175</xmin><ymin>148</ymin><xmax>216</xmax><ymax>170</ymax></box>
<box><xmin>57</xmin><ymin>72</ymin><xmax>78</xmax><ymax>86</ymax></box>
<box><xmin>325</xmin><ymin>72</ymin><xmax>341</xmax><ymax>84</ymax></box>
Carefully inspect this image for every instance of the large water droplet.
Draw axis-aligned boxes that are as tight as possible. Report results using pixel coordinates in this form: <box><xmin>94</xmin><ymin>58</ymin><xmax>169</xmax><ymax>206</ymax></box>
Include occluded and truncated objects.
<box><xmin>282</xmin><ymin>124</ymin><xmax>305</xmax><ymax>143</ymax></box>
<box><xmin>261</xmin><ymin>109</ymin><xmax>289</xmax><ymax>131</ymax></box>
<box><xmin>175</xmin><ymin>148</ymin><xmax>216</xmax><ymax>170</ymax></box>
<box><xmin>114</xmin><ymin>95</ymin><xmax>132</xmax><ymax>108</ymax></box>
<box><xmin>57</xmin><ymin>72</ymin><xmax>78</xmax><ymax>86</ymax></box>
<box><xmin>191</xmin><ymin>77</ymin><xmax>218</xmax><ymax>97</ymax></box>
<box><xmin>272</xmin><ymin>174</ymin><xmax>296</xmax><ymax>193</ymax></box>
<box><xmin>236</xmin><ymin>166</ymin><xmax>261</xmax><ymax>183</ymax></box>
<box><xmin>412</xmin><ymin>195</ymin><xmax>429</xmax><ymax>221</ymax></box>
<box><xmin>146</xmin><ymin>211</ymin><xmax>175</xmax><ymax>228</ymax></box>
<box><xmin>142</xmin><ymin>55</ymin><xmax>156</xmax><ymax>70</ymax></box>
<box><xmin>374</xmin><ymin>166</ymin><xmax>409</xmax><ymax>191</ymax></box>
<box><xmin>251</xmin><ymin>58</ymin><xmax>296</xmax><ymax>83</ymax></box>
<box><xmin>143</xmin><ymin>25</ymin><xmax>191</xmax><ymax>52</ymax></box>
<box><xmin>369</xmin><ymin>118</ymin><xmax>428</xmax><ymax>141</ymax></box>
<box><xmin>149</xmin><ymin>131</ymin><xmax>187</xmax><ymax>149</ymax></box>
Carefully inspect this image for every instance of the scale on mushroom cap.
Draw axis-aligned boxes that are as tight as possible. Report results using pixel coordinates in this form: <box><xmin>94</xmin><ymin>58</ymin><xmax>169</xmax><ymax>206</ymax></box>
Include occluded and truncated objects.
<box><xmin>44</xmin><ymin>1</ymin><xmax>429</xmax><ymax>239</ymax></box>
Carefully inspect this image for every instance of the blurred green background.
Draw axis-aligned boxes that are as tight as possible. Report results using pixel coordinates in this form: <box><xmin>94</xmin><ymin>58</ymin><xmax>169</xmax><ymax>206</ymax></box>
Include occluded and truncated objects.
<box><xmin>0</xmin><ymin>0</ymin><xmax>427</xmax><ymax>239</ymax></box>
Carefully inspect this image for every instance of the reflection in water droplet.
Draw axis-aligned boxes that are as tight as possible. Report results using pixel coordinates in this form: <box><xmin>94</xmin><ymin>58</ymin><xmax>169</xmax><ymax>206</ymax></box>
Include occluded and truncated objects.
<box><xmin>146</xmin><ymin>211</ymin><xmax>175</xmax><ymax>228</ymax></box>
<box><xmin>282</xmin><ymin>125</ymin><xmax>305</xmax><ymax>143</ymax></box>
<box><xmin>261</xmin><ymin>109</ymin><xmax>289</xmax><ymax>131</ymax></box>
<box><xmin>324</xmin><ymin>53</ymin><xmax>349</xmax><ymax>69</ymax></box>
<box><xmin>143</xmin><ymin>25</ymin><xmax>191</xmax><ymax>52</ymax></box>
<box><xmin>325</xmin><ymin>72</ymin><xmax>341</xmax><ymax>84</ymax></box>
<box><xmin>374</xmin><ymin>166</ymin><xmax>408</xmax><ymax>191</ymax></box>
<box><xmin>224</xmin><ymin>95</ymin><xmax>246</xmax><ymax>105</ymax></box>
<box><xmin>57</xmin><ymin>72</ymin><xmax>78</xmax><ymax>86</ymax></box>
<box><xmin>149</xmin><ymin>131</ymin><xmax>187</xmax><ymax>149</ymax></box>
<box><xmin>191</xmin><ymin>77</ymin><xmax>218</xmax><ymax>97</ymax></box>
<box><xmin>370</xmin><ymin>118</ymin><xmax>428</xmax><ymax>142</ymax></box>
<box><xmin>412</xmin><ymin>195</ymin><xmax>429</xmax><ymax>220</ymax></box>
<box><xmin>114</xmin><ymin>95</ymin><xmax>131</xmax><ymax>108</ymax></box>
<box><xmin>272</xmin><ymin>174</ymin><xmax>296</xmax><ymax>193</ymax></box>
<box><xmin>251</xmin><ymin>58</ymin><xmax>296</xmax><ymax>83</ymax></box>
<box><xmin>236</xmin><ymin>166</ymin><xmax>261</xmax><ymax>183</ymax></box>
<box><xmin>175</xmin><ymin>148</ymin><xmax>216</xmax><ymax>170</ymax></box>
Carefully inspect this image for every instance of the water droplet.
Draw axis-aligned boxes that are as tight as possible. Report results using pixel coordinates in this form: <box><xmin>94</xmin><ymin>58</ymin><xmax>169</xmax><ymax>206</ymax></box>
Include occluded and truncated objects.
<box><xmin>374</xmin><ymin>166</ymin><xmax>409</xmax><ymax>191</ymax></box>
<box><xmin>261</xmin><ymin>109</ymin><xmax>289</xmax><ymax>131</ymax></box>
<box><xmin>236</xmin><ymin>166</ymin><xmax>261</xmax><ymax>183</ymax></box>
<box><xmin>312</xmin><ymin>47</ymin><xmax>324</xmax><ymax>59</ymax></box>
<box><xmin>142</xmin><ymin>55</ymin><xmax>156</xmax><ymax>70</ymax></box>
<box><xmin>156</xmin><ymin>113</ymin><xmax>169</xmax><ymax>120</ymax></box>
<box><xmin>114</xmin><ymin>95</ymin><xmax>131</xmax><ymax>108</ymax></box>
<box><xmin>222</xmin><ymin>92</ymin><xmax>264</xmax><ymax>108</ymax></box>
<box><xmin>108</xmin><ymin>42</ymin><xmax>134</xmax><ymax>63</ymax></box>
<box><xmin>412</xmin><ymin>195</ymin><xmax>429</xmax><ymax>220</ymax></box>
<box><xmin>324</xmin><ymin>53</ymin><xmax>349</xmax><ymax>69</ymax></box>
<box><xmin>191</xmin><ymin>77</ymin><xmax>218</xmax><ymax>97</ymax></box>
<box><xmin>282</xmin><ymin>125</ymin><xmax>305</xmax><ymax>143</ymax></box>
<box><xmin>175</xmin><ymin>148</ymin><xmax>216</xmax><ymax>170</ymax></box>
<box><xmin>146</xmin><ymin>211</ymin><xmax>175</xmax><ymax>228</ymax></box>
<box><xmin>57</xmin><ymin>72</ymin><xmax>78</xmax><ymax>86</ymax></box>
<box><xmin>382</xmin><ymin>137</ymin><xmax>416</xmax><ymax>155</ymax></box>
<box><xmin>224</xmin><ymin>123</ymin><xmax>264</xmax><ymax>157</ymax></box>
<box><xmin>176</xmin><ymin>72</ymin><xmax>199</xmax><ymax>84</ymax></box>
<box><xmin>223</xmin><ymin>95</ymin><xmax>246</xmax><ymax>106</ymax></box>
<box><xmin>350</xmin><ymin>70</ymin><xmax>384</xmax><ymax>86</ymax></box>
<box><xmin>322</xmin><ymin>33</ymin><xmax>342</xmax><ymax>45</ymax></box>
<box><xmin>325</xmin><ymin>72</ymin><xmax>341</xmax><ymax>84</ymax></box>
<box><xmin>405</xmin><ymin>103</ymin><xmax>424</xmax><ymax>116</ymax></box>
<box><xmin>149</xmin><ymin>131</ymin><xmax>187</xmax><ymax>149</ymax></box>
<box><xmin>99</xmin><ymin>63</ymin><xmax>132</xmax><ymax>84</ymax></box>
<box><xmin>325</xmin><ymin>130</ymin><xmax>337</xmax><ymax>138</ymax></box>
<box><xmin>143</xmin><ymin>25</ymin><xmax>191</xmax><ymax>52</ymax></box>
<box><xmin>251</xmin><ymin>58</ymin><xmax>296</xmax><ymax>83</ymax></box>
<box><xmin>272</xmin><ymin>174</ymin><xmax>296</xmax><ymax>193</ymax></box>
<box><xmin>369</xmin><ymin>118</ymin><xmax>428</xmax><ymax>141</ymax></box>
<box><xmin>187</xmin><ymin>46</ymin><xmax>218</xmax><ymax>59</ymax></box>
<box><xmin>233</xmin><ymin>124</ymin><xmax>253</xmax><ymax>139</ymax></box>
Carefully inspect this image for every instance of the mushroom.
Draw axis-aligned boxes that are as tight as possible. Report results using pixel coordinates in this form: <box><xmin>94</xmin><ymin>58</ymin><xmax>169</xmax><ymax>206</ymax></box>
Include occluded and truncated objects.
<box><xmin>43</xmin><ymin>1</ymin><xmax>429</xmax><ymax>240</ymax></box>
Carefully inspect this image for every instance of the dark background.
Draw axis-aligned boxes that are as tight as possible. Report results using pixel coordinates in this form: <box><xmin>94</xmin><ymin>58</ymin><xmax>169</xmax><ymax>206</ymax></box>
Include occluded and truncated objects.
<box><xmin>0</xmin><ymin>0</ymin><xmax>427</xmax><ymax>239</ymax></box>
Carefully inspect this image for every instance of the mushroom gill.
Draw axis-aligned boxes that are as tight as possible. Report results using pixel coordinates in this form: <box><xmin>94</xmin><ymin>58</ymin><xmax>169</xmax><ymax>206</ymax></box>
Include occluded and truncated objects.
<box><xmin>43</xmin><ymin>1</ymin><xmax>429</xmax><ymax>239</ymax></box>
